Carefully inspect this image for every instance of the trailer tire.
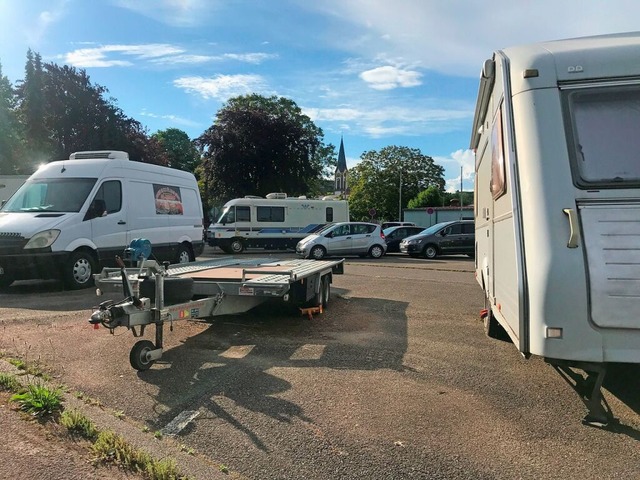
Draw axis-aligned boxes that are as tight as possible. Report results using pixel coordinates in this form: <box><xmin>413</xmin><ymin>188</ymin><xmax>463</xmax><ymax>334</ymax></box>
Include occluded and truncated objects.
<box><xmin>423</xmin><ymin>245</ymin><xmax>438</xmax><ymax>259</ymax></box>
<box><xmin>230</xmin><ymin>238</ymin><xmax>245</xmax><ymax>254</ymax></box>
<box><xmin>310</xmin><ymin>246</ymin><xmax>326</xmax><ymax>260</ymax></box>
<box><xmin>139</xmin><ymin>277</ymin><xmax>194</xmax><ymax>305</ymax></box>
<box><xmin>63</xmin><ymin>250</ymin><xmax>96</xmax><ymax>290</ymax></box>
<box><xmin>321</xmin><ymin>275</ymin><xmax>330</xmax><ymax>309</ymax></box>
<box><xmin>130</xmin><ymin>340</ymin><xmax>155</xmax><ymax>371</ymax></box>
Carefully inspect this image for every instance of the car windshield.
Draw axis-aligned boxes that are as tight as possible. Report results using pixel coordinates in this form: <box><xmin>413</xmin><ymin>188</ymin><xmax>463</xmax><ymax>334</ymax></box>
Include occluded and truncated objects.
<box><xmin>417</xmin><ymin>222</ymin><xmax>452</xmax><ymax>236</ymax></box>
<box><xmin>314</xmin><ymin>222</ymin><xmax>336</xmax><ymax>234</ymax></box>
<box><xmin>1</xmin><ymin>178</ymin><xmax>97</xmax><ymax>213</ymax></box>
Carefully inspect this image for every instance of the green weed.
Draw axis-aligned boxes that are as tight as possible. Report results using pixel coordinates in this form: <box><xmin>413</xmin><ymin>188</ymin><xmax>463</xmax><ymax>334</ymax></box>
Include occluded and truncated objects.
<box><xmin>59</xmin><ymin>409</ymin><xmax>99</xmax><ymax>440</ymax></box>
<box><xmin>0</xmin><ymin>372</ymin><xmax>22</xmax><ymax>392</ymax></box>
<box><xmin>10</xmin><ymin>382</ymin><xmax>63</xmax><ymax>416</ymax></box>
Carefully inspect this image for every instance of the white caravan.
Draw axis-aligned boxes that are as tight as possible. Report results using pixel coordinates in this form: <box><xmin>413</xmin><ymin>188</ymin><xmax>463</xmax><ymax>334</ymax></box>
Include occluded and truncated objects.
<box><xmin>207</xmin><ymin>193</ymin><xmax>349</xmax><ymax>253</ymax></box>
<box><xmin>471</xmin><ymin>32</ymin><xmax>640</xmax><ymax>424</ymax></box>
<box><xmin>0</xmin><ymin>175</ymin><xmax>29</xmax><ymax>204</ymax></box>
<box><xmin>0</xmin><ymin>151</ymin><xmax>204</xmax><ymax>289</ymax></box>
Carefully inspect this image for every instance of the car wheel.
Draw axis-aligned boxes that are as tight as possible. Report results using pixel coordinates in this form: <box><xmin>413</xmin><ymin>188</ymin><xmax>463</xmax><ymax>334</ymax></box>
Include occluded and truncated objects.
<box><xmin>423</xmin><ymin>245</ymin><xmax>438</xmax><ymax>259</ymax></box>
<box><xmin>175</xmin><ymin>243</ymin><xmax>192</xmax><ymax>264</ymax></box>
<box><xmin>230</xmin><ymin>238</ymin><xmax>245</xmax><ymax>254</ymax></box>
<box><xmin>310</xmin><ymin>245</ymin><xmax>326</xmax><ymax>260</ymax></box>
<box><xmin>368</xmin><ymin>244</ymin><xmax>384</xmax><ymax>258</ymax></box>
<box><xmin>129</xmin><ymin>340</ymin><xmax>155</xmax><ymax>371</ymax></box>
<box><xmin>63</xmin><ymin>250</ymin><xmax>97</xmax><ymax>290</ymax></box>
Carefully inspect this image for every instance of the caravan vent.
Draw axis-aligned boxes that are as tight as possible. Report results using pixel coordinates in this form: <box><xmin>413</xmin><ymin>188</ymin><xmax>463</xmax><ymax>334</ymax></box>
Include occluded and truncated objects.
<box><xmin>244</xmin><ymin>195</ymin><xmax>263</xmax><ymax>199</ymax></box>
<box><xmin>69</xmin><ymin>151</ymin><xmax>129</xmax><ymax>160</ymax></box>
<box><xmin>266</xmin><ymin>192</ymin><xmax>287</xmax><ymax>199</ymax></box>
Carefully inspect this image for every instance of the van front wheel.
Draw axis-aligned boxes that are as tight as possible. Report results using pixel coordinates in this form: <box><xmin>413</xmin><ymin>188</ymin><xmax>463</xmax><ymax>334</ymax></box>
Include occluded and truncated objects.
<box><xmin>63</xmin><ymin>250</ymin><xmax>96</xmax><ymax>290</ymax></box>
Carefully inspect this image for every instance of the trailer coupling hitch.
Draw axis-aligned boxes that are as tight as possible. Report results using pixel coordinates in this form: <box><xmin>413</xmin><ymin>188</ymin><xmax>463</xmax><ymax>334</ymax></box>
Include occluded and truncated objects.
<box><xmin>89</xmin><ymin>299</ymin><xmax>126</xmax><ymax>329</ymax></box>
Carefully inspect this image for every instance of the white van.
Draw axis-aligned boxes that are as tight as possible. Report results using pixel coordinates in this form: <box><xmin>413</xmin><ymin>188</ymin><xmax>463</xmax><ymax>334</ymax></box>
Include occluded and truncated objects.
<box><xmin>471</xmin><ymin>32</ymin><xmax>640</xmax><ymax>424</ymax></box>
<box><xmin>0</xmin><ymin>151</ymin><xmax>204</xmax><ymax>289</ymax></box>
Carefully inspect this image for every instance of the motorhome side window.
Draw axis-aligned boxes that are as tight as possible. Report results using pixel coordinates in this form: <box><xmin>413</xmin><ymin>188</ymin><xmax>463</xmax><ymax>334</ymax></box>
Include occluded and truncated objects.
<box><xmin>565</xmin><ymin>85</ymin><xmax>640</xmax><ymax>187</ymax></box>
<box><xmin>257</xmin><ymin>206</ymin><xmax>285</xmax><ymax>222</ymax></box>
<box><xmin>490</xmin><ymin>106</ymin><xmax>507</xmax><ymax>200</ymax></box>
<box><xmin>326</xmin><ymin>207</ymin><xmax>334</xmax><ymax>222</ymax></box>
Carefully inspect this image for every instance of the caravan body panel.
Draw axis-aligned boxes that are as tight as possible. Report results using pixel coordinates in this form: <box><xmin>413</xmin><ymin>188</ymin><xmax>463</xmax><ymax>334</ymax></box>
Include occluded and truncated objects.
<box><xmin>472</xmin><ymin>32</ymin><xmax>640</xmax><ymax>364</ymax></box>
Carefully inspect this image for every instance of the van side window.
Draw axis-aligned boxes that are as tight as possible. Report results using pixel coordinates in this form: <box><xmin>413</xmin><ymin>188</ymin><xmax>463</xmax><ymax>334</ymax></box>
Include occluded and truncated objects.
<box><xmin>257</xmin><ymin>206</ymin><xmax>285</xmax><ymax>222</ymax></box>
<box><xmin>326</xmin><ymin>207</ymin><xmax>334</xmax><ymax>222</ymax></box>
<box><xmin>94</xmin><ymin>180</ymin><xmax>122</xmax><ymax>214</ymax></box>
<box><xmin>491</xmin><ymin>105</ymin><xmax>507</xmax><ymax>199</ymax></box>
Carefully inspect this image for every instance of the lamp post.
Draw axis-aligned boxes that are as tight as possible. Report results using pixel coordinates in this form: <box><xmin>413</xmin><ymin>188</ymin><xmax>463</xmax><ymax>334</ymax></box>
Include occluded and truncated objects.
<box><xmin>398</xmin><ymin>169</ymin><xmax>402</xmax><ymax>221</ymax></box>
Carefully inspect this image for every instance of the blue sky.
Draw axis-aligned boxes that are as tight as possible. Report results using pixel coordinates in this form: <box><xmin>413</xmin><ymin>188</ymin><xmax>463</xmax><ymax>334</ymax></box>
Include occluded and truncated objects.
<box><xmin>1</xmin><ymin>1</ymin><xmax>638</xmax><ymax>191</ymax></box>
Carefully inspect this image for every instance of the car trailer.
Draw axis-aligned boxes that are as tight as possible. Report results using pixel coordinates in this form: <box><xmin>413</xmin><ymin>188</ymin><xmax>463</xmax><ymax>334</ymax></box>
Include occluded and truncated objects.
<box><xmin>89</xmin><ymin>246</ymin><xmax>343</xmax><ymax>371</ymax></box>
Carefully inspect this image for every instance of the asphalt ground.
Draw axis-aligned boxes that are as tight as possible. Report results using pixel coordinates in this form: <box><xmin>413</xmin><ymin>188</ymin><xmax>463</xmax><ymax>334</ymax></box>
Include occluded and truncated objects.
<box><xmin>0</xmin><ymin>249</ymin><xmax>639</xmax><ymax>479</ymax></box>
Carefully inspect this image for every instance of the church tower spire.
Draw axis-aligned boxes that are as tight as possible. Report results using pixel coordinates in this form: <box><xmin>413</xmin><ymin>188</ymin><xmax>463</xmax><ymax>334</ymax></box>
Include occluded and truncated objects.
<box><xmin>334</xmin><ymin>136</ymin><xmax>348</xmax><ymax>196</ymax></box>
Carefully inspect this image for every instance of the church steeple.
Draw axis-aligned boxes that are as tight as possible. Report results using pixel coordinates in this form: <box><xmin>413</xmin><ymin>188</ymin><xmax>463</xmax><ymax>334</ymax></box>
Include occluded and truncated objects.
<box><xmin>334</xmin><ymin>136</ymin><xmax>348</xmax><ymax>196</ymax></box>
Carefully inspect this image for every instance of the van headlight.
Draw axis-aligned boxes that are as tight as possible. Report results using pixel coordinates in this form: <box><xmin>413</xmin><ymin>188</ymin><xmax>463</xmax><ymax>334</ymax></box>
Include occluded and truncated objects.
<box><xmin>25</xmin><ymin>229</ymin><xmax>61</xmax><ymax>249</ymax></box>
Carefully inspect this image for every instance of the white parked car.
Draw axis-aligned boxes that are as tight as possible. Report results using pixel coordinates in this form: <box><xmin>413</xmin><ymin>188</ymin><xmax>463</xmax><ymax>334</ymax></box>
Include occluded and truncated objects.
<box><xmin>296</xmin><ymin>222</ymin><xmax>387</xmax><ymax>259</ymax></box>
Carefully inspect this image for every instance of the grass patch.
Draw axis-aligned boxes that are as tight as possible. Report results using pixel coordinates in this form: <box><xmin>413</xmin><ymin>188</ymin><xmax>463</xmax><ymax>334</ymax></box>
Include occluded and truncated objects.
<box><xmin>92</xmin><ymin>430</ymin><xmax>189</xmax><ymax>479</ymax></box>
<box><xmin>0</xmin><ymin>372</ymin><xmax>22</xmax><ymax>392</ymax></box>
<box><xmin>11</xmin><ymin>382</ymin><xmax>63</xmax><ymax>417</ymax></box>
<box><xmin>6</xmin><ymin>357</ymin><xmax>51</xmax><ymax>380</ymax></box>
<box><xmin>59</xmin><ymin>409</ymin><xmax>98</xmax><ymax>440</ymax></box>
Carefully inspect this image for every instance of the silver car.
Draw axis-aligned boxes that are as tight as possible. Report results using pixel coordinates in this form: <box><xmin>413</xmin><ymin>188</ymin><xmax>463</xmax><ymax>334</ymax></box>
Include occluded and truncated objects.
<box><xmin>296</xmin><ymin>222</ymin><xmax>387</xmax><ymax>259</ymax></box>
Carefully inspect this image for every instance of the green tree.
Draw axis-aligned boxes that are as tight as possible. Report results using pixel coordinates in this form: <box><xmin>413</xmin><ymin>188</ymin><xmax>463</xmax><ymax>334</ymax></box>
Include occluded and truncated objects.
<box><xmin>196</xmin><ymin>94</ymin><xmax>333</xmax><ymax>200</ymax></box>
<box><xmin>152</xmin><ymin>128</ymin><xmax>199</xmax><ymax>172</ymax></box>
<box><xmin>407</xmin><ymin>185</ymin><xmax>444</xmax><ymax>208</ymax></box>
<box><xmin>0</xmin><ymin>62</ymin><xmax>25</xmax><ymax>174</ymax></box>
<box><xmin>347</xmin><ymin>146</ymin><xmax>445</xmax><ymax>222</ymax></box>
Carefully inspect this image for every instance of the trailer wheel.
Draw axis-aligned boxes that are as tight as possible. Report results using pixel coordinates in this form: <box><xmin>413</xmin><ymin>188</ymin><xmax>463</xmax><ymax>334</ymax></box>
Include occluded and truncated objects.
<box><xmin>139</xmin><ymin>277</ymin><xmax>194</xmax><ymax>305</ymax></box>
<box><xmin>369</xmin><ymin>244</ymin><xmax>385</xmax><ymax>258</ymax></box>
<box><xmin>482</xmin><ymin>298</ymin><xmax>508</xmax><ymax>340</ymax></box>
<box><xmin>321</xmin><ymin>275</ymin><xmax>330</xmax><ymax>308</ymax></box>
<box><xmin>423</xmin><ymin>245</ymin><xmax>438</xmax><ymax>259</ymax></box>
<box><xmin>310</xmin><ymin>245</ymin><xmax>326</xmax><ymax>260</ymax></box>
<box><xmin>230</xmin><ymin>238</ymin><xmax>245</xmax><ymax>254</ymax></box>
<box><xmin>175</xmin><ymin>243</ymin><xmax>192</xmax><ymax>264</ymax></box>
<box><xmin>63</xmin><ymin>250</ymin><xmax>96</xmax><ymax>289</ymax></box>
<box><xmin>130</xmin><ymin>340</ymin><xmax>155</xmax><ymax>371</ymax></box>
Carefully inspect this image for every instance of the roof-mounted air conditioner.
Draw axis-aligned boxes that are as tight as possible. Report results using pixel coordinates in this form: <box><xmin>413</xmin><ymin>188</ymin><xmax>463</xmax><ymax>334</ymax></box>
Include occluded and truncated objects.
<box><xmin>69</xmin><ymin>151</ymin><xmax>129</xmax><ymax>160</ymax></box>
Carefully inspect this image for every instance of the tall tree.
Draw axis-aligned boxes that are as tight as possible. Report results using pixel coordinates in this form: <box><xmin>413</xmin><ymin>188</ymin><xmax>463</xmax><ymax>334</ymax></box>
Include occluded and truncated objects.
<box><xmin>347</xmin><ymin>146</ymin><xmax>445</xmax><ymax>222</ymax></box>
<box><xmin>152</xmin><ymin>128</ymin><xmax>200</xmax><ymax>172</ymax></box>
<box><xmin>0</xmin><ymin>62</ymin><xmax>25</xmax><ymax>174</ymax></box>
<box><xmin>196</xmin><ymin>94</ymin><xmax>333</xmax><ymax>200</ymax></box>
<box><xmin>15</xmin><ymin>50</ymin><xmax>49</xmax><ymax>168</ymax></box>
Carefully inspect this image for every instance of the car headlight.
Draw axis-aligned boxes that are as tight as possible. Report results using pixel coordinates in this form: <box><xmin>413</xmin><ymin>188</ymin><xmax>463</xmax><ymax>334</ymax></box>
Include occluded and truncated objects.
<box><xmin>25</xmin><ymin>229</ymin><xmax>60</xmax><ymax>249</ymax></box>
<box><xmin>406</xmin><ymin>238</ymin><xmax>424</xmax><ymax>245</ymax></box>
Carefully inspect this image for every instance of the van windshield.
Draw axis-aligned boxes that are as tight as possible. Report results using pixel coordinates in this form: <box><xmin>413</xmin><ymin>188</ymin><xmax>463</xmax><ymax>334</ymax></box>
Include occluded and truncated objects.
<box><xmin>1</xmin><ymin>178</ymin><xmax>97</xmax><ymax>213</ymax></box>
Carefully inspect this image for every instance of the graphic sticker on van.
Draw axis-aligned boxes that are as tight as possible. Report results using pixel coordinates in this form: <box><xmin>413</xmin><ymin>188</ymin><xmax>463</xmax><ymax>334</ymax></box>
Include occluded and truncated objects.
<box><xmin>154</xmin><ymin>184</ymin><xmax>184</xmax><ymax>215</ymax></box>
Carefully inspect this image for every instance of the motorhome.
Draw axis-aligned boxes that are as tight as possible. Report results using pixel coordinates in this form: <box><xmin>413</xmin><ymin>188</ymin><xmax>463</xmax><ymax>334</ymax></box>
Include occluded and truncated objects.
<box><xmin>471</xmin><ymin>32</ymin><xmax>640</xmax><ymax>424</ymax></box>
<box><xmin>0</xmin><ymin>151</ymin><xmax>204</xmax><ymax>289</ymax></box>
<box><xmin>207</xmin><ymin>193</ymin><xmax>349</xmax><ymax>253</ymax></box>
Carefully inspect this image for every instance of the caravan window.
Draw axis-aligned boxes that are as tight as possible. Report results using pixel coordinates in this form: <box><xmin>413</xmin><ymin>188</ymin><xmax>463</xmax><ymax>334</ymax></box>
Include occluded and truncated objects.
<box><xmin>257</xmin><ymin>206</ymin><xmax>285</xmax><ymax>222</ymax></box>
<box><xmin>326</xmin><ymin>207</ymin><xmax>334</xmax><ymax>222</ymax></box>
<box><xmin>490</xmin><ymin>105</ymin><xmax>507</xmax><ymax>199</ymax></box>
<box><xmin>565</xmin><ymin>84</ymin><xmax>640</xmax><ymax>187</ymax></box>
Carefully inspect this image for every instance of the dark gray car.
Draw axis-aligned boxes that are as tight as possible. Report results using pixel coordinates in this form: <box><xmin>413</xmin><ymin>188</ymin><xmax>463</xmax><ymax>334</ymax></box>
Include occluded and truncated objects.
<box><xmin>399</xmin><ymin>220</ymin><xmax>474</xmax><ymax>259</ymax></box>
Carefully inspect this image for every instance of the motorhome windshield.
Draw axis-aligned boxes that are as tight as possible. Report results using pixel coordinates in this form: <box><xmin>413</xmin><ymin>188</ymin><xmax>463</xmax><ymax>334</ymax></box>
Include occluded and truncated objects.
<box><xmin>565</xmin><ymin>84</ymin><xmax>640</xmax><ymax>187</ymax></box>
<box><xmin>217</xmin><ymin>205</ymin><xmax>250</xmax><ymax>224</ymax></box>
<box><xmin>1</xmin><ymin>178</ymin><xmax>97</xmax><ymax>213</ymax></box>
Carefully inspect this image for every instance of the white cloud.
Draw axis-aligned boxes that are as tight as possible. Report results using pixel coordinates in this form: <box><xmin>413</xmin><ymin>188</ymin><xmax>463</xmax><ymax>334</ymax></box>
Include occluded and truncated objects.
<box><xmin>173</xmin><ymin>74</ymin><xmax>267</xmax><ymax>101</ymax></box>
<box><xmin>64</xmin><ymin>44</ymin><xmax>184</xmax><ymax>68</ymax></box>
<box><xmin>139</xmin><ymin>110</ymin><xmax>202</xmax><ymax>129</ymax></box>
<box><xmin>222</xmin><ymin>53</ymin><xmax>278</xmax><ymax>64</ymax></box>
<box><xmin>437</xmin><ymin>149</ymin><xmax>476</xmax><ymax>192</ymax></box>
<box><xmin>359</xmin><ymin>65</ymin><xmax>422</xmax><ymax>90</ymax></box>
